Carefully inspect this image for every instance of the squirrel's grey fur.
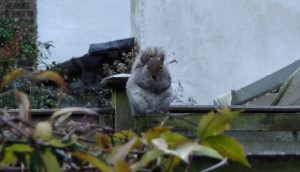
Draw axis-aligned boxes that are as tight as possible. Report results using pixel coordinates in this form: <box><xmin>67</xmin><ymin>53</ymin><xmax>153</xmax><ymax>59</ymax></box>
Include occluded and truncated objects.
<box><xmin>126</xmin><ymin>47</ymin><xmax>172</xmax><ymax>116</ymax></box>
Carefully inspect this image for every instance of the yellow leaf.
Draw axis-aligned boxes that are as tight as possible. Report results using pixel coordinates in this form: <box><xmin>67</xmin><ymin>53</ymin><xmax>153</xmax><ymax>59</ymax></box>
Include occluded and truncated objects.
<box><xmin>96</xmin><ymin>133</ymin><xmax>112</xmax><ymax>151</ymax></box>
<box><xmin>50</xmin><ymin>107</ymin><xmax>97</xmax><ymax>121</ymax></box>
<box><xmin>114</xmin><ymin>130</ymin><xmax>138</xmax><ymax>144</ymax></box>
<box><xmin>109</xmin><ymin>138</ymin><xmax>137</xmax><ymax>164</ymax></box>
<box><xmin>144</xmin><ymin>126</ymin><xmax>173</xmax><ymax>142</ymax></box>
<box><xmin>197</xmin><ymin>108</ymin><xmax>240</xmax><ymax>139</ymax></box>
<box><xmin>71</xmin><ymin>152</ymin><xmax>111</xmax><ymax>172</ymax></box>
<box><xmin>115</xmin><ymin>160</ymin><xmax>131</xmax><ymax>172</ymax></box>
<box><xmin>113</xmin><ymin>130</ymin><xmax>142</xmax><ymax>149</ymax></box>
<box><xmin>35</xmin><ymin>70</ymin><xmax>67</xmax><ymax>92</ymax></box>
<box><xmin>14</xmin><ymin>91</ymin><xmax>30</xmax><ymax>123</ymax></box>
<box><xmin>0</xmin><ymin>68</ymin><xmax>23</xmax><ymax>91</ymax></box>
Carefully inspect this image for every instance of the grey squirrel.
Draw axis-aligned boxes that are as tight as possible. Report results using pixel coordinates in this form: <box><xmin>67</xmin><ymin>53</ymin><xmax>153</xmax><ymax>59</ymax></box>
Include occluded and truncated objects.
<box><xmin>126</xmin><ymin>47</ymin><xmax>172</xmax><ymax>116</ymax></box>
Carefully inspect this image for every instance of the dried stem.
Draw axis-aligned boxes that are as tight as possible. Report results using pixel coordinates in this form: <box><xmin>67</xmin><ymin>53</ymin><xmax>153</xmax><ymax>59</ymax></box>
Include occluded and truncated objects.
<box><xmin>200</xmin><ymin>158</ymin><xmax>228</xmax><ymax>172</ymax></box>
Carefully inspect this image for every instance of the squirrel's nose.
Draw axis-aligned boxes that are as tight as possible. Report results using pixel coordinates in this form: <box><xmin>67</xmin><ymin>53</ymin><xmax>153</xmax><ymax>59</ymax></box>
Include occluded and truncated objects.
<box><xmin>152</xmin><ymin>75</ymin><xmax>157</xmax><ymax>80</ymax></box>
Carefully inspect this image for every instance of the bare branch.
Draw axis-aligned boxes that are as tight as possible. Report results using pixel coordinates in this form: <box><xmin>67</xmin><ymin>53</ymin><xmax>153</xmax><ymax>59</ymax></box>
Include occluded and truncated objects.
<box><xmin>200</xmin><ymin>158</ymin><xmax>228</xmax><ymax>172</ymax></box>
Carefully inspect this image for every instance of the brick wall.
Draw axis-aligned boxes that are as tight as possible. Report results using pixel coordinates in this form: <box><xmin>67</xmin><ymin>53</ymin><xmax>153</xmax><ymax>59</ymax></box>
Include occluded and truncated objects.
<box><xmin>0</xmin><ymin>0</ymin><xmax>37</xmax><ymax>34</ymax></box>
<box><xmin>0</xmin><ymin>0</ymin><xmax>37</xmax><ymax>67</ymax></box>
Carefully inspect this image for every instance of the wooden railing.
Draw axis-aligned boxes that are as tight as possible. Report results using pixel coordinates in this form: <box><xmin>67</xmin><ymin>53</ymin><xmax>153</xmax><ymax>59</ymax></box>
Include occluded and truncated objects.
<box><xmin>8</xmin><ymin>104</ymin><xmax>300</xmax><ymax>171</ymax></box>
<box><xmin>16</xmin><ymin>74</ymin><xmax>300</xmax><ymax>171</ymax></box>
<box><xmin>104</xmin><ymin>75</ymin><xmax>300</xmax><ymax>171</ymax></box>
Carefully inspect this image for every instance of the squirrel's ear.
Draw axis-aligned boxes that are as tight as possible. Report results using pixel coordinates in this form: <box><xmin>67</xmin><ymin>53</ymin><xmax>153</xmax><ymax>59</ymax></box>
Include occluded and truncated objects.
<box><xmin>140</xmin><ymin>54</ymin><xmax>149</xmax><ymax>64</ymax></box>
<box><xmin>160</xmin><ymin>54</ymin><xmax>165</xmax><ymax>62</ymax></box>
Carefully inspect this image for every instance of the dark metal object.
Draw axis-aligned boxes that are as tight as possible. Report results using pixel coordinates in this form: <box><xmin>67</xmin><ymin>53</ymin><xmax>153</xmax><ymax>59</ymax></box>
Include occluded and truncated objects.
<box><xmin>89</xmin><ymin>37</ymin><xmax>134</xmax><ymax>55</ymax></box>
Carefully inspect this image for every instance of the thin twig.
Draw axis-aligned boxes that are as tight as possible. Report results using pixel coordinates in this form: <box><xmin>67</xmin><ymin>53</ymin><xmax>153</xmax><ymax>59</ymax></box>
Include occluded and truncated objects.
<box><xmin>52</xmin><ymin>131</ymin><xmax>96</xmax><ymax>143</ymax></box>
<box><xmin>170</xmin><ymin>115</ymin><xmax>198</xmax><ymax>126</ymax></box>
<box><xmin>200</xmin><ymin>158</ymin><xmax>228</xmax><ymax>172</ymax></box>
<box><xmin>0</xmin><ymin>116</ymin><xmax>30</xmax><ymax>139</ymax></box>
<box><xmin>184</xmin><ymin>155</ymin><xmax>194</xmax><ymax>172</ymax></box>
<box><xmin>160</xmin><ymin>112</ymin><xmax>171</xmax><ymax>126</ymax></box>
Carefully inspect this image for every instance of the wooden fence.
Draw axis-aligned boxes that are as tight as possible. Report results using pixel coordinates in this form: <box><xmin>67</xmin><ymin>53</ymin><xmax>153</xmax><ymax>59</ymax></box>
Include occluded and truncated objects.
<box><xmin>105</xmin><ymin>75</ymin><xmax>300</xmax><ymax>171</ymax></box>
<box><xmin>13</xmin><ymin>74</ymin><xmax>300</xmax><ymax>171</ymax></box>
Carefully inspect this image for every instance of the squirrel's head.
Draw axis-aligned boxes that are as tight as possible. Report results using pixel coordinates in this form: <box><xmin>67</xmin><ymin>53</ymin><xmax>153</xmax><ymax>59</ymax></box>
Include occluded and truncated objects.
<box><xmin>140</xmin><ymin>47</ymin><xmax>165</xmax><ymax>81</ymax></box>
<box><xmin>146</xmin><ymin>57</ymin><xmax>164</xmax><ymax>81</ymax></box>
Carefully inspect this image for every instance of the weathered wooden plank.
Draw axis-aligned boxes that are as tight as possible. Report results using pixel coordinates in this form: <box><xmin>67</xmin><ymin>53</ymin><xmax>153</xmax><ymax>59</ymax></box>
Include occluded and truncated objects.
<box><xmin>6</xmin><ymin>107</ymin><xmax>114</xmax><ymax>116</ymax></box>
<box><xmin>226</xmin><ymin>131</ymin><xmax>297</xmax><ymax>142</ymax></box>
<box><xmin>177</xmin><ymin>155</ymin><xmax>300</xmax><ymax>172</ymax></box>
<box><xmin>5</xmin><ymin>108</ymin><xmax>115</xmax><ymax>127</ymax></box>
<box><xmin>240</xmin><ymin>141</ymin><xmax>300</xmax><ymax>154</ymax></box>
<box><xmin>169</xmin><ymin>105</ymin><xmax>300</xmax><ymax>113</ymax></box>
<box><xmin>145</xmin><ymin>112</ymin><xmax>300</xmax><ymax>132</ymax></box>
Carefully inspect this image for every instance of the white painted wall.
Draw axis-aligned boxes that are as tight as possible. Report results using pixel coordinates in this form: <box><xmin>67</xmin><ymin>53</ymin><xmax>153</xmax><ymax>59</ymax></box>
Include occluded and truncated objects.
<box><xmin>132</xmin><ymin>0</ymin><xmax>300</xmax><ymax>105</ymax></box>
<box><xmin>37</xmin><ymin>0</ymin><xmax>131</xmax><ymax>66</ymax></box>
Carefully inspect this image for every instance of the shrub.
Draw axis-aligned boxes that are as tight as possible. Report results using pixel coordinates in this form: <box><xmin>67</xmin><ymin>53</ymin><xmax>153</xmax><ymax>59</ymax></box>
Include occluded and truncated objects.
<box><xmin>0</xmin><ymin>70</ymin><xmax>251</xmax><ymax>172</ymax></box>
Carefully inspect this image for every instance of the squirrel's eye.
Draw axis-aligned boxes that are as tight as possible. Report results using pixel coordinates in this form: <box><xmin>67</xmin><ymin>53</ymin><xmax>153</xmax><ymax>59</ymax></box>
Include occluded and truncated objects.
<box><xmin>146</xmin><ymin>67</ymin><xmax>149</xmax><ymax>72</ymax></box>
<box><xmin>160</xmin><ymin>66</ymin><xmax>163</xmax><ymax>70</ymax></box>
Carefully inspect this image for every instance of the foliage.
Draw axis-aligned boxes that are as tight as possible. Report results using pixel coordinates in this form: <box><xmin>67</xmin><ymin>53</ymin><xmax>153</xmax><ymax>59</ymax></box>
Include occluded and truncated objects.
<box><xmin>0</xmin><ymin>69</ymin><xmax>250</xmax><ymax>171</ymax></box>
<box><xmin>0</xmin><ymin>18</ymin><xmax>52</xmax><ymax>69</ymax></box>
<box><xmin>0</xmin><ymin>69</ymin><xmax>72</xmax><ymax>109</ymax></box>
<box><xmin>102</xmin><ymin>43</ymin><xmax>139</xmax><ymax>76</ymax></box>
<box><xmin>0</xmin><ymin>18</ymin><xmax>54</xmax><ymax>108</ymax></box>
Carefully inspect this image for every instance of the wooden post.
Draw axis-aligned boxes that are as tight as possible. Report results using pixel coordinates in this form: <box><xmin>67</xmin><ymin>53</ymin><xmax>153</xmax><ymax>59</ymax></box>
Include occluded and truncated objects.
<box><xmin>111</xmin><ymin>86</ymin><xmax>148</xmax><ymax>132</ymax></box>
<box><xmin>111</xmin><ymin>86</ymin><xmax>133</xmax><ymax>130</ymax></box>
<box><xmin>103</xmin><ymin>74</ymin><xmax>149</xmax><ymax>131</ymax></box>
<box><xmin>102</xmin><ymin>74</ymin><xmax>137</xmax><ymax>130</ymax></box>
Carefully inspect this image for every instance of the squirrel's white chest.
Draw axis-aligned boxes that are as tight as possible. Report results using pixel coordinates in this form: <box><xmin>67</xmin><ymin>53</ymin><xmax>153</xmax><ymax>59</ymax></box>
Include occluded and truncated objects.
<box><xmin>131</xmin><ymin>86</ymin><xmax>161</xmax><ymax>104</ymax></box>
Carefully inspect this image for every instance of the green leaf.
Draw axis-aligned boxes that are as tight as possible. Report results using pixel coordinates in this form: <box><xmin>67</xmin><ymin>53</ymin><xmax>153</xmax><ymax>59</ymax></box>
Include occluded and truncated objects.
<box><xmin>71</xmin><ymin>152</ymin><xmax>111</xmax><ymax>172</ymax></box>
<box><xmin>161</xmin><ymin>131</ymin><xmax>191</xmax><ymax>149</ymax></box>
<box><xmin>14</xmin><ymin>153</ymin><xmax>30</xmax><ymax>169</ymax></box>
<box><xmin>202</xmin><ymin>135</ymin><xmax>251</xmax><ymax>167</ymax></box>
<box><xmin>44</xmin><ymin>149</ymin><xmax>61</xmax><ymax>172</ymax></box>
<box><xmin>6</xmin><ymin>144</ymin><xmax>33</xmax><ymax>153</ymax></box>
<box><xmin>0</xmin><ymin>145</ymin><xmax>4</xmax><ymax>160</ymax></box>
<box><xmin>49</xmin><ymin>136</ymin><xmax>77</xmax><ymax>148</ymax></box>
<box><xmin>197</xmin><ymin>108</ymin><xmax>240</xmax><ymax>139</ymax></box>
<box><xmin>131</xmin><ymin>149</ymin><xmax>164</xmax><ymax>171</ymax></box>
<box><xmin>152</xmin><ymin>138</ymin><xmax>223</xmax><ymax>163</ymax></box>
<box><xmin>162</xmin><ymin>156</ymin><xmax>181</xmax><ymax>172</ymax></box>
<box><xmin>0</xmin><ymin>151</ymin><xmax>18</xmax><ymax>167</ymax></box>
<box><xmin>30</xmin><ymin>150</ymin><xmax>44</xmax><ymax>172</ymax></box>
